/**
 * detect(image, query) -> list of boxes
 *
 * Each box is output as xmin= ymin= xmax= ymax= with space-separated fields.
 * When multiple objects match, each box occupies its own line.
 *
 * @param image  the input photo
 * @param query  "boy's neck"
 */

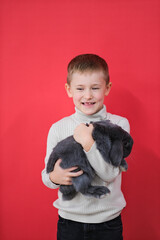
xmin=74 ymin=105 xmax=107 ymax=123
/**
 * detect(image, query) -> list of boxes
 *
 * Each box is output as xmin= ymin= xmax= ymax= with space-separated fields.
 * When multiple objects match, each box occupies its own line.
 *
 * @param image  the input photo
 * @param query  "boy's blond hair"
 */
xmin=67 ymin=54 xmax=110 ymax=85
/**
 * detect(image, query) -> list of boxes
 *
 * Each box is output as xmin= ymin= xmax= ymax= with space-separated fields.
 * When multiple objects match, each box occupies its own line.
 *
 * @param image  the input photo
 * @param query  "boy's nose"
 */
xmin=84 ymin=90 xmax=92 ymax=99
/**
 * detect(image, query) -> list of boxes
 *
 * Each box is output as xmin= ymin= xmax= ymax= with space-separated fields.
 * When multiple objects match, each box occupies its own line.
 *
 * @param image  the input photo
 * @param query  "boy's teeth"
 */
xmin=83 ymin=102 xmax=94 ymax=105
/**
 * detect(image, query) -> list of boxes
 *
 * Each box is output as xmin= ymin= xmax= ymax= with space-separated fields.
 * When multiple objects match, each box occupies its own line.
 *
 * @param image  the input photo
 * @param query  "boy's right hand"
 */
xmin=49 ymin=159 xmax=83 ymax=185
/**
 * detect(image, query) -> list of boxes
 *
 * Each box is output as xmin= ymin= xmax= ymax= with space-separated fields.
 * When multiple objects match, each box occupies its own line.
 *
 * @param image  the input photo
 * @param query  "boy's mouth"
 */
xmin=82 ymin=102 xmax=96 ymax=106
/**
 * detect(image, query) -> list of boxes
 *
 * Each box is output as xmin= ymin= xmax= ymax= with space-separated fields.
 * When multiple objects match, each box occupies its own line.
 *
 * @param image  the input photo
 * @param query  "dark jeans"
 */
xmin=57 ymin=215 xmax=123 ymax=240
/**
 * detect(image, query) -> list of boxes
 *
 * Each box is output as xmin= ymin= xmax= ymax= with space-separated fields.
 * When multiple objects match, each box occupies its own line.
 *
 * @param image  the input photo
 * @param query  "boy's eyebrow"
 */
xmin=75 ymin=83 xmax=101 ymax=87
xmin=92 ymin=83 xmax=101 ymax=86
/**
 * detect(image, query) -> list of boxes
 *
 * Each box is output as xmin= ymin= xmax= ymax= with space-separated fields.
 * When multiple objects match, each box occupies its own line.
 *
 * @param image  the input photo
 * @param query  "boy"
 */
xmin=42 ymin=54 xmax=130 ymax=240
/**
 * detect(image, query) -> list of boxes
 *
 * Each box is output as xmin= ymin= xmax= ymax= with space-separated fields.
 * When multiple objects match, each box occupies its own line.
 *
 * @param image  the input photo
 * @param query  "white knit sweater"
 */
xmin=41 ymin=105 xmax=130 ymax=223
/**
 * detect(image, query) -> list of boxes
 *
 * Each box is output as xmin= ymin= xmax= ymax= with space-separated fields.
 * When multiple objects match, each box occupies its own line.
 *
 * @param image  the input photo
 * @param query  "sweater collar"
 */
xmin=74 ymin=105 xmax=108 ymax=123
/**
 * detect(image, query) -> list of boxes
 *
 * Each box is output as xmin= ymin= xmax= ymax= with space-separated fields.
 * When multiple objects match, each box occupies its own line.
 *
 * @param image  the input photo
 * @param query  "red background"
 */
xmin=0 ymin=0 xmax=160 ymax=239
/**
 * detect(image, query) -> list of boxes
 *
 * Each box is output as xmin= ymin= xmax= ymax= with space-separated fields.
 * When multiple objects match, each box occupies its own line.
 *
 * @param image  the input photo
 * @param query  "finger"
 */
xmin=56 ymin=159 xmax=62 ymax=165
xmin=89 ymin=124 xmax=94 ymax=130
xmin=64 ymin=177 xmax=72 ymax=185
xmin=65 ymin=166 xmax=79 ymax=172
xmin=69 ymin=170 xmax=83 ymax=177
xmin=66 ymin=182 xmax=72 ymax=185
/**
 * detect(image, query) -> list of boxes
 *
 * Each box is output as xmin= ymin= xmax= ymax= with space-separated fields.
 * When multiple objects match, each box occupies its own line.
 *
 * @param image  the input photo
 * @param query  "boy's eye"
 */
xmin=77 ymin=88 xmax=84 ymax=91
xmin=92 ymin=88 xmax=99 ymax=90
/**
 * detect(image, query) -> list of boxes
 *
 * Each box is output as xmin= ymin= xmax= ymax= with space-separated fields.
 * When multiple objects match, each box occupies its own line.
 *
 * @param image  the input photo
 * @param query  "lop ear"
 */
xmin=105 ymin=82 xmax=112 ymax=96
xmin=110 ymin=140 xmax=123 ymax=167
xmin=65 ymin=83 xmax=73 ymax=98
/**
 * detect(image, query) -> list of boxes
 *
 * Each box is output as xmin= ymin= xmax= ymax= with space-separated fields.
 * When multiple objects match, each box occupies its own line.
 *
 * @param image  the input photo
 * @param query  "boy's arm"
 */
xmin=73 ymin=119 xmax=130 ymax=183
xmin=84 ymin=143 xmax=120 ymax=183
xmin=41 ymin=125 xmax=83 ymax=189
xmin=41 ymin=125 xmax=60 ymax=189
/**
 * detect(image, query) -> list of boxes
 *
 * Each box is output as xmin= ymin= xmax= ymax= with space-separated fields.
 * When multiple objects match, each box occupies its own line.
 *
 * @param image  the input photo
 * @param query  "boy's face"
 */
xmin=65 ymin=71 xmax=112 ymax=115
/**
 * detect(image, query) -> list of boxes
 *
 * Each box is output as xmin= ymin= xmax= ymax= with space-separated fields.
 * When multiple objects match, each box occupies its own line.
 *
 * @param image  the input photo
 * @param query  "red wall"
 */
xmin=0 ymin=0 xmax=160 ymax=239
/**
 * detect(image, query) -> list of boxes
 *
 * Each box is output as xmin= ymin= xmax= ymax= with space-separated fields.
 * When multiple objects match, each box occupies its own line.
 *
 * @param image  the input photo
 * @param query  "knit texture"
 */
xmin=41 ymin=105 xmax=130 ymax=223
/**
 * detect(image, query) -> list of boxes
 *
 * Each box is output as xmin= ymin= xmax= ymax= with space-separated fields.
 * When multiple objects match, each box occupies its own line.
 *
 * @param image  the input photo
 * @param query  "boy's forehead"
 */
xmin=71 ymin=70 xmax=105 ymax=79
xmin=70 ymin=71 xmax=106 ymax=86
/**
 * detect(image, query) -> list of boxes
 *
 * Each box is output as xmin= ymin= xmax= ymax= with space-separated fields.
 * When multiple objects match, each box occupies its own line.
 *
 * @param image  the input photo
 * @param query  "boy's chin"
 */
xmin=79 ymin=104 xmax=102 ymax=115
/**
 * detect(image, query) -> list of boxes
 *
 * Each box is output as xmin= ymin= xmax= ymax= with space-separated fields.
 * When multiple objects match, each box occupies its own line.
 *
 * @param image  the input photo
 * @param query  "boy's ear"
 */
xmin=65 ymin=83 xmax=73 ymax=98
xmin=105 ymin=82 xmax=112 ymax=96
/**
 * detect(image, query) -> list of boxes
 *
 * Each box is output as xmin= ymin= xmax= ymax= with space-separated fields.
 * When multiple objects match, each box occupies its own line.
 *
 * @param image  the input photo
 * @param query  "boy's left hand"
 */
xmin=73 ymin=123 xmax=94 ymax=152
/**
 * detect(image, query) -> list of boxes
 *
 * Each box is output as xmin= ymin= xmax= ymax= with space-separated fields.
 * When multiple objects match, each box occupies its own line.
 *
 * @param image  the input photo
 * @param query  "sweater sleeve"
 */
xmin=85 ymin=143 xmax=120 ymax=182
xmin=84 ymin=117 xmax=130 ymax=183
xmin=41 ymin=125 xmax=60 ymax=189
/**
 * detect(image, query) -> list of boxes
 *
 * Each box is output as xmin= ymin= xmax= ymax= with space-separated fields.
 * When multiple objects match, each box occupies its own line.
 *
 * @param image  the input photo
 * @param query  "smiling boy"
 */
xmin=42 ymin=54 xmax=130 ymax=240
xmin=65 ymin=71 xmax=111 ymax=116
